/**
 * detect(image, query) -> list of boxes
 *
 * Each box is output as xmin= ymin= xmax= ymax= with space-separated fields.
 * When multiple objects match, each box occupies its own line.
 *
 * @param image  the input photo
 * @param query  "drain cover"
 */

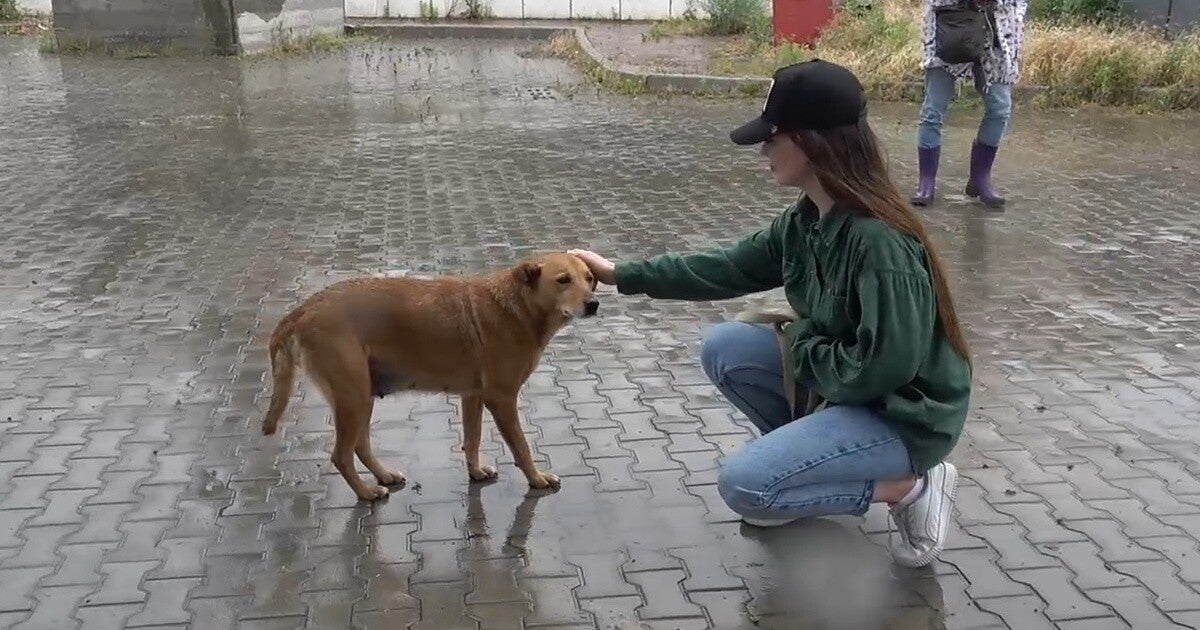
xmin=525 ymin=86 xmax=559 ymax=100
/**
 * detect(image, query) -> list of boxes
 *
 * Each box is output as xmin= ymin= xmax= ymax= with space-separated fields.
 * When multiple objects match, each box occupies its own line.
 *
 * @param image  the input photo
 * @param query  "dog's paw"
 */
xmin=528 ymin=470 xmax=561 ymax=491
xmin=469 ymin=465 xmax=499 ymax=482
xmin=374 ymin=469 xmax=406 ymax=486
xmin=357 ymin=484 xmax=390 ymax=501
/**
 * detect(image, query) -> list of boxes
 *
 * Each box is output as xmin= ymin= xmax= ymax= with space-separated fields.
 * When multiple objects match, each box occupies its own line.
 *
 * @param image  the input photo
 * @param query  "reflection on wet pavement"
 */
xmin=1 ymin=34 xmax=1199 ymax=629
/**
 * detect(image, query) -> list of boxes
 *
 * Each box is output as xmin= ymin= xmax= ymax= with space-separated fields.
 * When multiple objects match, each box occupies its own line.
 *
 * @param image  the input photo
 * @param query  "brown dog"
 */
xmin=262 ymin=253 xmax=599 ymax=501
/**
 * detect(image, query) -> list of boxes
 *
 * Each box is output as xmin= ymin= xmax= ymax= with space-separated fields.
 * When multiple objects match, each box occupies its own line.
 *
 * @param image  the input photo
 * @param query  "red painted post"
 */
xmin=772 ymin=0 xmax=836 ymax=45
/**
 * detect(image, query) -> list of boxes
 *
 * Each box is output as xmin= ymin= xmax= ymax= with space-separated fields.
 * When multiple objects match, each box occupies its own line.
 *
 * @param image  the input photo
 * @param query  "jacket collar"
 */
xmin=797 ymin=195 xmax=852 ymax=243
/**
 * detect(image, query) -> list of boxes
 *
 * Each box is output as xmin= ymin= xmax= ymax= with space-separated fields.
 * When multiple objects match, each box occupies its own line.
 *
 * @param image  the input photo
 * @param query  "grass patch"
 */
xmin=418 ymin=0 xmax=494 ymax=19
xmin=1 ymin=10 xmax=50 ymax=36
xmin=273 ymin=30 xmax=352 ymax=54
xmin=1023 ymin=24 xmax=1200 ymax=109
xmin=705 ymin=0 xmax=1200 ymax=110
xmin=263 ymin=29 xmax=355 ymax=56
xmin=701 ymin=0 xmax=769 ymax=36
xmin=1028 ymin=0 xmax=1129 ymax=24
xmin=36 ymin=31 xmax=55 ymax=51
xmin=541 ymin=33 xmax=648 ymax=96
xmin=645 ymin=0 xmax=771 ymax=42
xmin=36 ymin=27 xmax=359 ymax=58
xmin=35 ymin=34 xmax=196 ymax=57
xmin=710 ymin=0 xmax=920 ymax=99
xmin=0 ymin=0 xmax=20 ymax=23
xmin=644 ymin=17 xmax=711 ymax=42
xmin=737 ymin=80 xmax=766 ymax=98
xmin=452 ymin=0 xmax=494 ymax=19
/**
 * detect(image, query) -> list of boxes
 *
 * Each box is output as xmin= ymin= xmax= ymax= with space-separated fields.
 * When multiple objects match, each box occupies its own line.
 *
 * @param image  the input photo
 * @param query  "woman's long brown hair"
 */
xmin=790 ymin=120 xmax=971 ymax=367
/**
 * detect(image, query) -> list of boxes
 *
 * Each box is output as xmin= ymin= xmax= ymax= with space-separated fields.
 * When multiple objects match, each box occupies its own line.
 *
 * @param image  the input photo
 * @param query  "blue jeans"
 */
xmin=702 ymin=322 xmax=915 ymax=520
xmin=917 ymin=66 xmax=1013 ymax=150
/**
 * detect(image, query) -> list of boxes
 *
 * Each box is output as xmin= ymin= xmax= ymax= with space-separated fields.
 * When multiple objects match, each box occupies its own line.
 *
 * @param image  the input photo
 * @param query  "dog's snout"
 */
xmin=584 ymin=299 xmax=600 ymax=317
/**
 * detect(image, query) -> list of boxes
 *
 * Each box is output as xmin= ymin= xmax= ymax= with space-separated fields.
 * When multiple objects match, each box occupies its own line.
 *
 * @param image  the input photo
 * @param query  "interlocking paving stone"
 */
xmin=974 ymin=594 xmax=1057 ymax=630
xmin=74 ymin=604 xmax=145 ymax=629
xmin=1106 ymin=559 xmax=1200 ymax=613
xmin=0 ymin=566 xmax=50 ymax=614
xmin=937 ymin=571 xmax=1008 ymax=629
xmin=1007 ymin=567 xmax=1115 ymax=621
xmin=1061 ymin=520 xmax=1162 ymax=564
xmin=86 ymin=561 xmax=157 ymax=607
xmin=623 ymin=569 xmax=704 ymax=621
xmin=43 ymin=542 xmax=112 ymax=588
xmin=1084 ymin=586 xmax=1192 ymax=629
xmin=1038 ymin=541 xmax=1137 ymax=592
xmin=578 ymin=595 xmax=645 ymax=630
xmin=125 ymin=577 xmax=202 ymax=627
xmin=1054 ymin=617 xmax=1131 ymax=630
xmin=1 ymin=32 xmax=1199 ymax=630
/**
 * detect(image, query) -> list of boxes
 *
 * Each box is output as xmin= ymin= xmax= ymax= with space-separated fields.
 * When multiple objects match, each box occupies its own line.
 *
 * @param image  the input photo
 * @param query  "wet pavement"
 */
xmin=2 ymin=34 xmax=1200 ymax=630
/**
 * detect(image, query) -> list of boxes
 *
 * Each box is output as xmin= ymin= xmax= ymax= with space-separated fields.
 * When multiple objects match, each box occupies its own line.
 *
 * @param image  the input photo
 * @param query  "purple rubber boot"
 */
xmin=965 ymin=141 xmax=1006 ymax=209
xmin=910 ymin=146 xmax=940 ymax=207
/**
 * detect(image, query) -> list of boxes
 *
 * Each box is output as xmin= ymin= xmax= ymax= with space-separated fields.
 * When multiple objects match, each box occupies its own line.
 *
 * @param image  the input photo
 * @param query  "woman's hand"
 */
xmin=568 ymin=249 xmax=617 ymax=286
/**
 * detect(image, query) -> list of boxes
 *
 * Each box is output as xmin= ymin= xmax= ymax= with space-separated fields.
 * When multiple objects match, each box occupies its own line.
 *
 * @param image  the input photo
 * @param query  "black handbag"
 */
xmin=934 ymin=0 xmax=995 ymax=65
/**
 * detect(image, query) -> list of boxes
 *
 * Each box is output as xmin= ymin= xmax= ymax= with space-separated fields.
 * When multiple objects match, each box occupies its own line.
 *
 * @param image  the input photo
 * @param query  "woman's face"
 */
xmin=761 ymin=132 xmax=813 ymax=187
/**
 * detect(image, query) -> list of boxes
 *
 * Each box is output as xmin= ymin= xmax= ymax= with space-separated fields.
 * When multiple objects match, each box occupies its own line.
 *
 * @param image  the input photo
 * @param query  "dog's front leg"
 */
xmin=462 ymin=395 xmax=499 ymax=481
xmin=485 ymin=396 xmax=560 ymax=490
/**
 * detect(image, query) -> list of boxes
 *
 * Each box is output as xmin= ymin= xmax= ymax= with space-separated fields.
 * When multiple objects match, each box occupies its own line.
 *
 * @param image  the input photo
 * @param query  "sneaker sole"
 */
xmin=742 ymin=516 xmax=797 ymax=528
xmin=901 ymin=464 xmax=959 ymax=568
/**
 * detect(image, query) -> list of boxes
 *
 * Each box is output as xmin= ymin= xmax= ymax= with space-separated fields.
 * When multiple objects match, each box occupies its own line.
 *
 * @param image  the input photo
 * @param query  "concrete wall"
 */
xmin=345 ymin=0 xmax=702 ymax=20
xmin=50 ymin=0 xmax=237 ymax=53
xmin=234 ymin=0 xmax=343 ymax=53
xmin=16 ymin=0 xmax=52 ymax=14
xmin=48 ymin=0 xmax=342 ymax=54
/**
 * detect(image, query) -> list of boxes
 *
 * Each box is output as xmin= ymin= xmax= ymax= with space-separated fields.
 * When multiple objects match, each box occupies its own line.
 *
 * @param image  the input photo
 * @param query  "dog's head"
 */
xmin=512 ymin=253 xmax=599 ymax=321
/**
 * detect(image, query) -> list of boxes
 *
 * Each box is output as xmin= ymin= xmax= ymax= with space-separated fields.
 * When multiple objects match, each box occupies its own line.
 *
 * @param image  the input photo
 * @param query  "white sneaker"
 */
xmin=888 ymin=462 xmax=958 ymax=568
xmin=741 ymin=516 xmax=796 ymax=527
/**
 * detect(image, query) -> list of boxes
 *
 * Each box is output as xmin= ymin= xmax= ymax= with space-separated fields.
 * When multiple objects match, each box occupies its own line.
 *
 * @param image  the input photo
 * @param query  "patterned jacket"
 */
xmin=922 ymin=0 xmax=1029 ymax=87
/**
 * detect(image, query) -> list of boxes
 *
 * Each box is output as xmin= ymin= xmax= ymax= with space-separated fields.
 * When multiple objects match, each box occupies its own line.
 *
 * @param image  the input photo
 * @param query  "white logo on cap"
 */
xmin=762 ymin=79 xmax=775 ymax=113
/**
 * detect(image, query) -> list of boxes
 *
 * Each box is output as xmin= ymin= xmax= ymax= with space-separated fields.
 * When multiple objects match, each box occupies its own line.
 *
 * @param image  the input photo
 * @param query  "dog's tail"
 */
xmin=263 ymin=311 xmax=302 ymax=436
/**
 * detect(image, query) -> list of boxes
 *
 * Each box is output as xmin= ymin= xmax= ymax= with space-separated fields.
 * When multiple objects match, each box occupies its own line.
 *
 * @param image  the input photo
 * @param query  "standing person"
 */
xmin=911 ymin=0 xmax=1028 ymax=209
xmin=570 ymin=60 xmax=972 ymax=567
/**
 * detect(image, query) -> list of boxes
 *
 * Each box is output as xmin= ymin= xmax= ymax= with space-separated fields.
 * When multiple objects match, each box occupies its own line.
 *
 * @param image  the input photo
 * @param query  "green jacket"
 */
xmin=613 ymin=199 xmax=970 ymax=474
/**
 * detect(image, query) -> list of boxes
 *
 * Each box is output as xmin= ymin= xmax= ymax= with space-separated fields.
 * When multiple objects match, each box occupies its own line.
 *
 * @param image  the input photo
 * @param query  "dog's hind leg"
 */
xmin=355 ymin=408 xmax=406 ymax=487
xmin=330 ymin=395 xmax=389 ymax=501
xmin=462 ymin=395 xmax=498 ymax=482
xmin=305 ymin=336 xmax=390 ymax=501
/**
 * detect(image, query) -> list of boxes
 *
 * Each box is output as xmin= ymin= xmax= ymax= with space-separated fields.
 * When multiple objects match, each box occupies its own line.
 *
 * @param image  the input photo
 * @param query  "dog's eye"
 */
xmin=556 ymin=275 xmax=571 ymax=284
xmin=585 ymin=274 xmax=594 ymax=284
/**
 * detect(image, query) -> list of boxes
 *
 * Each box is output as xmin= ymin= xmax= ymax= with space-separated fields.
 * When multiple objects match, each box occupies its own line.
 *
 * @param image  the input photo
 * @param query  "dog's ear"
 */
xmin=513 ymin=262 xmax=542 ymax=287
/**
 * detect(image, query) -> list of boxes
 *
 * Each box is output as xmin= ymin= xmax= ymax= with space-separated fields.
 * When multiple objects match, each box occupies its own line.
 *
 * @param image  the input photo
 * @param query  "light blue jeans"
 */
xmin=703 ymin=322 xmax=915 ymax=521
xmin=917 ymin=66 xmax=1013 ymax=150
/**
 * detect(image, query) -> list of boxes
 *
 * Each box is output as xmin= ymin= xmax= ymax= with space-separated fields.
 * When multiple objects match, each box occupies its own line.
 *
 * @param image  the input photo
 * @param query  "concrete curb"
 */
xmin=569 ymin=24 xmax=770 ymax=95
xmin=343 ymin=20 xmax=1199 ymax=107
xmin=344 ymin=19 xmax=770 ymax=96
xmin=342 ymin=21 xmax=1036 ymax=100
xmin=346 ymin=20 xmax=571 ymax=41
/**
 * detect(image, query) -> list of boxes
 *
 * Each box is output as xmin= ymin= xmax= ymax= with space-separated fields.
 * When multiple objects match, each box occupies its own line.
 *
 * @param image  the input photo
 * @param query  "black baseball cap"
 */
xmin=730 ymin=59 xmax=868 ymax=145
